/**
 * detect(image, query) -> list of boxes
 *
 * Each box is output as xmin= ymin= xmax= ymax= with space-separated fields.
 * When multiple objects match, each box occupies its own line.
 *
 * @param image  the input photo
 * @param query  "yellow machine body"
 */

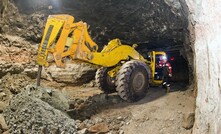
xmin=37 ymin=15 xmax=145 ymax=67
xmin=36 ymin=14 xmax=166 ymax=86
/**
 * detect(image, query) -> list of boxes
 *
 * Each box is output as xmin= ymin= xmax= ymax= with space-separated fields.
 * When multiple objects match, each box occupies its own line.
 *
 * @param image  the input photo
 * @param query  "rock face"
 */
xmin=0 ymin=34 xmax=37 ymax=78
xmin=0 ymin=0 xmax=46 ymax=42
xmin=13 ymin=0 xmax=188 ymax=49
xmin=185 ymin=0 xmax=221 ymax=133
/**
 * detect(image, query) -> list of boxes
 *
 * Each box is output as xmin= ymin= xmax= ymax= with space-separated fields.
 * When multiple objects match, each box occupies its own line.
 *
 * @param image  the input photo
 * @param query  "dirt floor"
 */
xmin=0 ymin=68 xmax=195 ymax=134
xmin=0 ymin=58 xmax=195 ymax=134
xmin=52 ymin=82 xmax=195 ymax=134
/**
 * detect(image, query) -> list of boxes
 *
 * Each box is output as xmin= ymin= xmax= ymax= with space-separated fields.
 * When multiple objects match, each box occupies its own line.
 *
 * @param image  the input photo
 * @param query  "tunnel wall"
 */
xmin=13 ymin=0 xmax=188 ymax=48
xmin=185 ymin=0 xmax=221 ymax=133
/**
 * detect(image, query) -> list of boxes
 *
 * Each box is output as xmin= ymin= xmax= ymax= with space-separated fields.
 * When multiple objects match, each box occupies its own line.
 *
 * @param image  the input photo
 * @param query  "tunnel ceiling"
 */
xmin=13 ymin=0 xmax=188 ymax=49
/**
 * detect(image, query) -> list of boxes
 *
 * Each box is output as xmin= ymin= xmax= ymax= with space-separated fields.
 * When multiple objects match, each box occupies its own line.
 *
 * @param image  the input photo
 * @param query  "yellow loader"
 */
xmin=36 ymin=14 xmax=167 ymax=102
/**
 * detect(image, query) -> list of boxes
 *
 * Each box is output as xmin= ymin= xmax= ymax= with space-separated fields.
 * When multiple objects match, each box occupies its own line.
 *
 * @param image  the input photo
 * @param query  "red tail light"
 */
xmin=170 ymin=57 xmax=175 ymax=61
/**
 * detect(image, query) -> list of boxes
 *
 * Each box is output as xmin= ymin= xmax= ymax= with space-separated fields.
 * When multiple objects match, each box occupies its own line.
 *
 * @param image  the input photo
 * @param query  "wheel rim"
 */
xmin=132 ymin=72 xmax=145 ymax=92
xmin=106 ymin=75 xmax=115 ymax=87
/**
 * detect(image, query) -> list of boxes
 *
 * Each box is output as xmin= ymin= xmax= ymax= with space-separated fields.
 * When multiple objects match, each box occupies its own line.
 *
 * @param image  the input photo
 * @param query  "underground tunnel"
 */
xmin=1 ymin=0 xmax=221 ymax=133
xmin=13 ymin=0 xmax=193 ymax=86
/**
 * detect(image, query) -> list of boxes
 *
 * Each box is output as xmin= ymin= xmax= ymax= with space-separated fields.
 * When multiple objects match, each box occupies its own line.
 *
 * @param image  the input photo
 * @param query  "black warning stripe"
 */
xmin=40 ymin=25 xmax=54 ymax=56
xmin=85 ymin=42 xmax=93 ymax=51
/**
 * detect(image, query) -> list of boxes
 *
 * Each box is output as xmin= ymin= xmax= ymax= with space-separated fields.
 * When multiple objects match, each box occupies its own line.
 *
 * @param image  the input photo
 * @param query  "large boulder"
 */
xmin=42 ymin=63 xmax=96 ymax=85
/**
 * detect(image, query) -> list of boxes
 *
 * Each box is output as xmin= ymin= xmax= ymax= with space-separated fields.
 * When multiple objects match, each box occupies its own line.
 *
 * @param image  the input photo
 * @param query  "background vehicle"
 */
xmin=36 ymin=14 xmax=167 ymax=102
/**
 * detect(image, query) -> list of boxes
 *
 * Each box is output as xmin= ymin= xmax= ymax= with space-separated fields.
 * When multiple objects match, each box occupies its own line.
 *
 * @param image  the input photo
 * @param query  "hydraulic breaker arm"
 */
xmin=36 ymin=14 xmax=145 ymax=86
xmin=36 ymin=14 xmax=98 ymax=68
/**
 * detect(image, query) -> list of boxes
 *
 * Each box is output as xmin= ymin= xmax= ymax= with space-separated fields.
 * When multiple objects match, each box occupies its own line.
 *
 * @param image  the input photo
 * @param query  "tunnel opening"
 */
xmin=166 ymin=51 xmax=189 ymax=83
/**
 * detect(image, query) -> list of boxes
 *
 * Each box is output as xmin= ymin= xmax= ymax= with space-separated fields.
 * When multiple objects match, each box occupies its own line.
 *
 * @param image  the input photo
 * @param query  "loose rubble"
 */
xmin=3 ymin=85 xmax=76 ymax=134
xmin=3 ymin=84 xmax=129 ymax=134
xmin=1 ymin=74 xmax=32 ymax=94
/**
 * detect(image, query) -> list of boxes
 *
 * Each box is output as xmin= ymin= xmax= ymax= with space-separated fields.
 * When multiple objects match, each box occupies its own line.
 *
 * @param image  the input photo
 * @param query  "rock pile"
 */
xmin=2 ymin=84 xmax=128 ymax=134
xmin=3 ymin=84 xmax=77 ymax=134
xmin=1 ymin=74 xmax=32 ymax=94
xmin=0 ymin=73 xmax=33 ymax=110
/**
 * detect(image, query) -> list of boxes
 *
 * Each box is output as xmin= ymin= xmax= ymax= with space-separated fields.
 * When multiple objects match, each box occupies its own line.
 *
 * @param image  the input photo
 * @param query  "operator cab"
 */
xmin=154 ymin=54 xmax=164 ymax=80
xmin=144 ymin=51 xmax=167 ymax=85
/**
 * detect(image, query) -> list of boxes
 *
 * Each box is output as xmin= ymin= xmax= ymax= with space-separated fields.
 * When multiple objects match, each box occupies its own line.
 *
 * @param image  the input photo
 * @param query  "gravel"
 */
xmin=3 ymin=84 xmax=77 ymax=134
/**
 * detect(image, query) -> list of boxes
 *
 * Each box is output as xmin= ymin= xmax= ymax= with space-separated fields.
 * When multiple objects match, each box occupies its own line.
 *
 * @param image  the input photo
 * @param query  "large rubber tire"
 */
xmin=116 ymin=60 xmax=149 ymax=102
xmin=95 ymin=67 xmax=116 ymax=94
